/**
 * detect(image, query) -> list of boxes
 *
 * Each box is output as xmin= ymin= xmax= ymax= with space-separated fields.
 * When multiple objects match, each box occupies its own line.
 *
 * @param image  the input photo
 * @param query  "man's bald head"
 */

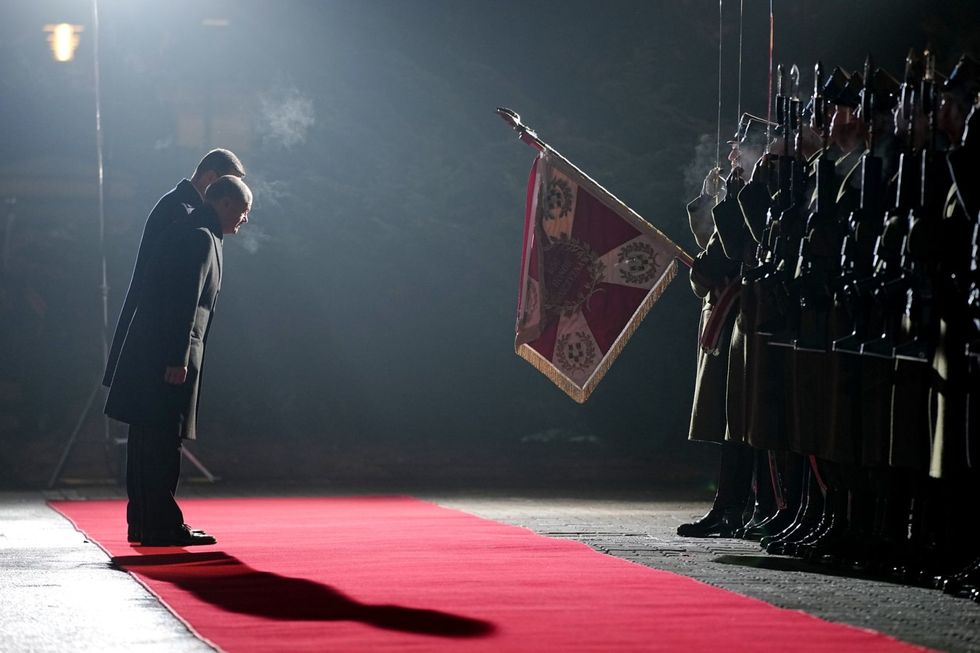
xmin=206 ymin=176 xmax=253 ymax=235
xmin=205 ymin=175 xmax=252 ymax=205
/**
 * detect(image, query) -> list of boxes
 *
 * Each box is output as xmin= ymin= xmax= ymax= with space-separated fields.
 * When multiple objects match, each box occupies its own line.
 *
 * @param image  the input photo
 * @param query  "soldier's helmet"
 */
xmin=868 ymin=68 xmax=901 ymax=113
xmin=728 ymin=113 xmax=775 ymax=149
xmin=822 ymin=66 xmax=850 ymax=106
xmin=835 ymin=71 xmax=863 ymax=109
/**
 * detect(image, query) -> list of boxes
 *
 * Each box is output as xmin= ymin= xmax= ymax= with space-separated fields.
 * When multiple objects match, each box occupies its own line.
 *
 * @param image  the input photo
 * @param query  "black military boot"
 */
xmin=817 ymin=471 xmax=877 ymax=569
xmin=791 ymin=459 xmax=850 ymax=559
xmin=737 ymin=450 xmax=778 ymax=538
xmin=765 ymin=464 xmax=823 ymax=554
xmin=748 ymin=452 xmax=806 ymax=541
xmin=676 ymin=506 xmax=745 ymax=538
xmin=890 ymin=475 xmax=942 ymax=585
xmin=792 ymin=487 xmax=847 ymax=559
xmin=677 ymin=441 xmax=753 ymax=538
xmin=939 ymin=479 xmax=980 ymax=595
xmin=863 ymin=467 xmax=914 ymax=573
xmin=932 ymin=475 xmax=980 ymax=592
xmin=793 ymin=459 xmax=850 ymax=559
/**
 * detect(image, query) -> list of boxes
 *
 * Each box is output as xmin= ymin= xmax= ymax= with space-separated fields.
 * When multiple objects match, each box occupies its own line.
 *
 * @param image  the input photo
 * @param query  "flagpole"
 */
xmin=496 ymin=108 xmax=693 ymax=268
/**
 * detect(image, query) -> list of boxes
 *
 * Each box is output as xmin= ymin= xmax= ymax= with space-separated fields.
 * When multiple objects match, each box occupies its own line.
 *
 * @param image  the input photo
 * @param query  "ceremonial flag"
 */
xmin=515 ymin=150 xmax=692 ymax=403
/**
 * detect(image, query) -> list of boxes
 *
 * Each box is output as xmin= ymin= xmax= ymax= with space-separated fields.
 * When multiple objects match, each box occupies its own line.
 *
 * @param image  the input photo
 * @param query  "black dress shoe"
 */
xmin=130 ymin=524 xmax=207 ymax=544
xmin=677 ymin=507 xmax=742 ymax=538
xmin=141 ymin=524 xmax=216 ymax=547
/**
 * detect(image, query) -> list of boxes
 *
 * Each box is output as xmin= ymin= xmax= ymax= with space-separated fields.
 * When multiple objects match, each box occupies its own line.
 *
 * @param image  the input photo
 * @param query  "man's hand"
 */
xmin=701 ymin=166 xmax=724 ymax=199
xmin=164 ymin=366 xmax=188 ymax=385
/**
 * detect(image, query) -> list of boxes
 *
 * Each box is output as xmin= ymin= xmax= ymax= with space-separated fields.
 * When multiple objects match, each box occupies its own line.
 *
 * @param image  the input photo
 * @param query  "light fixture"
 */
xmin=44 ymin=23 xmax=84 ymax=62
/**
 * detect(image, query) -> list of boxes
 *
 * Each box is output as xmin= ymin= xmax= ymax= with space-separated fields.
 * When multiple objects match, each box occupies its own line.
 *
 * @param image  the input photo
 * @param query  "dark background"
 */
xmin=1 ymin=0 xmax=977 ymax=489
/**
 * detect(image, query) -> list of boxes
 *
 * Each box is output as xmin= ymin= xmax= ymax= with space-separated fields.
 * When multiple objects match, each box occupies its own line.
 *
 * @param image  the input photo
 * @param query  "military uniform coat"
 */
xmin=785 ymin=150 xmax=863 ymax=464
xmin=733 ymin=174 xmax=789 ymax=451
xmin=105 ymin=205 xmax=223 ymax=441
xmin=713 ymin=188 xmax=752 ymax=445
xmin=688 ymin=232 xmax=740 ymax=444
xmin=930 ymin=183 xmax=976 ymax=478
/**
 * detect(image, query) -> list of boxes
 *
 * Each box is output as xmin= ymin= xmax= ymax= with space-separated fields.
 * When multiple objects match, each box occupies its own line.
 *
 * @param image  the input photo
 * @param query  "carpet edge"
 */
xmin=46 ymin=500 xmax=225 ymax=653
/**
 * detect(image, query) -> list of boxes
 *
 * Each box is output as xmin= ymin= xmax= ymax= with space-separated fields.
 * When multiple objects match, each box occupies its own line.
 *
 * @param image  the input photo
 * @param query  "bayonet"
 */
xmin=811 ymin=61 xmax=826 ymax=146
xmin=861 ymin=55 xmax=875 ymax=147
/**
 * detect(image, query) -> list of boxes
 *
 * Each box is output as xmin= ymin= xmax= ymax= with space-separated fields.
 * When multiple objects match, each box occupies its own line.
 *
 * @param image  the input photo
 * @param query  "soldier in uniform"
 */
xmin=879 ymin=53 xmax=934 ymax=573
xmin=928 ymin=56 xmax=980 ymax=593
xmin=722 ymin=115 xmax=794 ymax=540
xmin=931 ymin=55 xmax=980 ymax=482
xmin=763 ymin=70 xmax=846 ymax=553
xmin=763 ymin=70 xmax=866 ymax=557
xmin=678 ymin=149 xmax=752 ymax=538
xmin=825 ymin=66 xmax=902 ymax=568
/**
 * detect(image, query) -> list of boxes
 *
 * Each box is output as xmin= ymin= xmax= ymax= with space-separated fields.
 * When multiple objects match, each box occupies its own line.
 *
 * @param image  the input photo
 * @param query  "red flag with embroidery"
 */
xmin=516 ymin=151 xmax=692 ymax=403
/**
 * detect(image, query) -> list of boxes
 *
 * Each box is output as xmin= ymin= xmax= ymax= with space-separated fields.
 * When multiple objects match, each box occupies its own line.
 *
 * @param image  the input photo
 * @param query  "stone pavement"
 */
xmin=0 ymin=492 xmax=212 ymax=653
xmin=1 ymin=488 xmax=977 ymax=652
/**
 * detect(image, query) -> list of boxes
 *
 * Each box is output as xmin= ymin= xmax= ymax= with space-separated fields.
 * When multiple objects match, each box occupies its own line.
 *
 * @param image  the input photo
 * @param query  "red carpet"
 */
xmin=51 ymin=497 xmax=925 ymax=652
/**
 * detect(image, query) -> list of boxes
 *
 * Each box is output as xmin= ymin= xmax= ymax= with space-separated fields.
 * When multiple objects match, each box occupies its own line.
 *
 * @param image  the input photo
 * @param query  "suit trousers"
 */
xmin=126 ymin=423 xmax=184 ymax=534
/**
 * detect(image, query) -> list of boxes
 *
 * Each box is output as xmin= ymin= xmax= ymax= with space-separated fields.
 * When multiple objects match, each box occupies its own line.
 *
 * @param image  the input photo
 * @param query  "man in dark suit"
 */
xmin=105 ymin=176 xmax=252 ymax=547
xmin=103 ymin=149 xmax=243 ymax=544
xmin=103 ymin=149 xmax=245 ymax=388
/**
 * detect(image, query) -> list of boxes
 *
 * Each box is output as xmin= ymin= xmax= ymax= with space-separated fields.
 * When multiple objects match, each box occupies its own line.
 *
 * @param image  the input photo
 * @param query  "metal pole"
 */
xmin=48 ymin=0 xmax=113 ymax=488
xmin=92 ymin=0 xmax=112 ymax=445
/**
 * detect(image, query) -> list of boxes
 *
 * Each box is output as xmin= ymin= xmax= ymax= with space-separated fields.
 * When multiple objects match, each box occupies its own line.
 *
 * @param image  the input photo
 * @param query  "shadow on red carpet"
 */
xmin=110 ymin=551 xmax=495 ymax=637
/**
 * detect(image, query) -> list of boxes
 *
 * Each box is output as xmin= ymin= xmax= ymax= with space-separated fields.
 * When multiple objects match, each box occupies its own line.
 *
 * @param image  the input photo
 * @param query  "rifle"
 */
xmin=834 ymin=56 xmax=885 ymax=355
xmin=751 ymin=64 xmax=795 ymax=336
xmin=770 ymin=64 xmax=814 ymax=348
xmin=862 ymin=50 xmax=923 ymax=357
xmin=894 ymin=51 xmax=947 ymax=362
xmin=795 ymin=62 xmax=838 ymax=352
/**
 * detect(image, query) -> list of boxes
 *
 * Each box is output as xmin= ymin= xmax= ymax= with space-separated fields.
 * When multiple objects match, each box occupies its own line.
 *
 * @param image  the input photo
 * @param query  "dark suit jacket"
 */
xmin=104 ymin=205 xmax=223 ymax=440
xmin=103 ymin=179 xmax=203 ymax=387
